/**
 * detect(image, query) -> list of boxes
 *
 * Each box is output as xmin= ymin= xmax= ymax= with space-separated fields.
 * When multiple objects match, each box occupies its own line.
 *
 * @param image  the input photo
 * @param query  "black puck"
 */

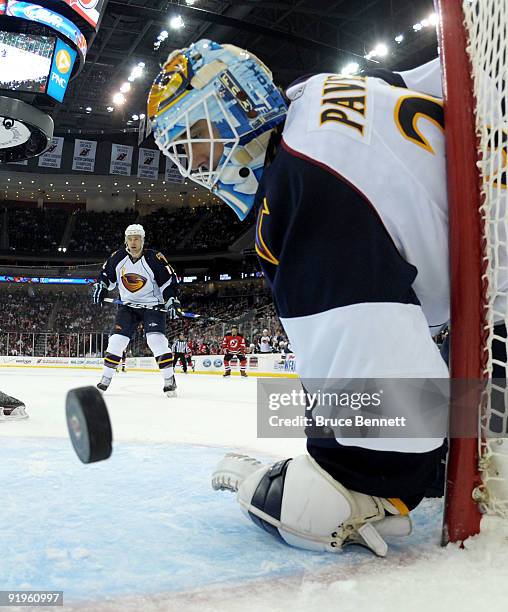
xmin=66 ymin=386 xmax=113 ymax=464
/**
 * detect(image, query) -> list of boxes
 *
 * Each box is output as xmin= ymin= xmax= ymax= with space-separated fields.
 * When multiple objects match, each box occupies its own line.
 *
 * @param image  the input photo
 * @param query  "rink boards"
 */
xmin=0 ymin=353 xmax=298 ymax=377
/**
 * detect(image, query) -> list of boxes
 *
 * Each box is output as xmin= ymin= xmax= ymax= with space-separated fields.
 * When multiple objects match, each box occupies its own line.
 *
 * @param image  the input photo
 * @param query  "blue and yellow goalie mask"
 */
xmin=148 ymin=39 xmax=287 ymax=220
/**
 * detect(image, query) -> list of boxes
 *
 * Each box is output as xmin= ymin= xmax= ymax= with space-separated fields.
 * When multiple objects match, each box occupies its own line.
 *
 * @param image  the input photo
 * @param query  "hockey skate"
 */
xmin=223 ymin=370 xmax=231 ymax=377
xmin=164 ymin=376 xmax=177 ymax=397
xmin=97 ymin=376 xmax=111 ymax=392
xmin=212 ymin=453 xmax=263 ymax=492
xmin=0 ymin=391 xmax=28 ymax=421
xmin=240 ymin=370 xmax=248 ymax=377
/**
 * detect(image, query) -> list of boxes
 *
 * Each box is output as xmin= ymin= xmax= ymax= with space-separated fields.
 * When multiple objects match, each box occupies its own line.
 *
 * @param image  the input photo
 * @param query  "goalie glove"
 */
xmin=164 ymin=296 xmax=183 ymax=319
xmin=92 ymin=281 xmax=108 ymax=305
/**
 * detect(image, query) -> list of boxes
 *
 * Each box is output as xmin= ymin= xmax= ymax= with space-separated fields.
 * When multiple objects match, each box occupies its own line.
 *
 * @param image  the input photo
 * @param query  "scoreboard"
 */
xmin=60 ymin=0 xmax=105 ymax=29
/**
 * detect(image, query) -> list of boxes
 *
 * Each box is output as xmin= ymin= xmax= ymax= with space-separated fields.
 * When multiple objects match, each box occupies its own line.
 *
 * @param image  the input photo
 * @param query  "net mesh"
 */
xmin=462 ymin=0 xmax=508 ymax=517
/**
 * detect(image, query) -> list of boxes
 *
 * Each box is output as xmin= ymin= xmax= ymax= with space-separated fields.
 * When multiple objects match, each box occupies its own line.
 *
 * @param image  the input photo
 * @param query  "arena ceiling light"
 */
xmin=128 ymin=62 xmax=145 ymax=82
xmin=170 ymin=15 xmax=184 ymax=29
xmin=373 ymin=43 xmax=388 ymax=57
xmin=120 ymin=82 xmax=131 ymax=94
xmin=154 ymin=30 xmax=169 ymax=50
xmin=341 ymin=62 xmax=359 ymax=76
xmin=112 ymin=92 xmax=125 ymax=105
xmin=185 ymin=0 xmax=196 ymax=5
xmin=364 ymin=43 xmax=388 ymax=61
xmin=394 ymin=34 xmax=404 ymax=43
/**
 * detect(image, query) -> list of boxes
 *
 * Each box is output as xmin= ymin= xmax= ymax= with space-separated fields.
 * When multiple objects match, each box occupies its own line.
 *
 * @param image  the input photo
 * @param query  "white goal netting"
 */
xmin=462 ymin=0 xmax=508 ymax=517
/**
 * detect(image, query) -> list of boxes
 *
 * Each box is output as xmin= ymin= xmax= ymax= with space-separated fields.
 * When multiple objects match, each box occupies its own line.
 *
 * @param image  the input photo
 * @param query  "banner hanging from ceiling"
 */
xmin=137 ymin=147 xmax=160 ymax=180
xmin=110 ymin=143 xmax=133 ymax=176
xmin=165 ymin=156 xmax=184 ymax=184
xmin=72 ymin=138 xmax=97 ymax=172
xmin=38 ymin=136 xmax=65 ymax=168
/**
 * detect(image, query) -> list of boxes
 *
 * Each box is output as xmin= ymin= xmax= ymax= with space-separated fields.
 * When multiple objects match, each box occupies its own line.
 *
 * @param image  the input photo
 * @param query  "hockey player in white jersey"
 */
xmin=92 ymin=224 xmax=182 ymax=397
xmin=148 ymin=41 xmax=450 ymax=555
xmin=258 ymin=329 xmax=273 ymax=354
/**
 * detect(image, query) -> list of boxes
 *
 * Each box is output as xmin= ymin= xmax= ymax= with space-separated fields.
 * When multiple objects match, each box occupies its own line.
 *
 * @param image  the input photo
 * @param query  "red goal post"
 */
xmin=437 ymin=0 xmax=508 ymax=543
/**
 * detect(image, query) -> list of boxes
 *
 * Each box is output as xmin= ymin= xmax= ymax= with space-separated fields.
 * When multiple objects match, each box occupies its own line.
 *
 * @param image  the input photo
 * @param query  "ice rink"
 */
xmin=1 ymin=367 xmax=507 ymax=612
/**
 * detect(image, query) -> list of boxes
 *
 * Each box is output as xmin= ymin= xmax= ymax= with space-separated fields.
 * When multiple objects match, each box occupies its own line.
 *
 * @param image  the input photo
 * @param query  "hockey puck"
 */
xmin=66 ymin=386 xmax=113 ymax=464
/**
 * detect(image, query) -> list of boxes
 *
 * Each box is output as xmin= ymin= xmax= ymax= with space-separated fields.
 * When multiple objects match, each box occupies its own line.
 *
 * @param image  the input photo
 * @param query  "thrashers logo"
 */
xmin=121 ymin=272 xmax=147 ymax=293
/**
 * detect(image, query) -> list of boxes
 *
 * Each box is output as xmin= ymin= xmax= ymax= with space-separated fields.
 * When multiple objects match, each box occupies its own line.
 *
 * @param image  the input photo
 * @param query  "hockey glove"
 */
xmin=92 ymin=281 xmax=108 ymax=305
xmin=164 ymin=296 xmax=183 ymax=319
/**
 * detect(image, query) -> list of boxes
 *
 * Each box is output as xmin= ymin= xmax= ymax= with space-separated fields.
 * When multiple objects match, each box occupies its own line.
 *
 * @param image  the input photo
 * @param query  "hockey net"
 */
xmin=438 ymin=0 xmax=508 ymax=542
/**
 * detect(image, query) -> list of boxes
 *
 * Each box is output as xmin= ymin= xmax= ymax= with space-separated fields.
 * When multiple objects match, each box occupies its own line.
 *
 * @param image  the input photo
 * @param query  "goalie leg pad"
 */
xmin=244 ymin=459 xmax=291 ymax=543
xmin=238 ymin=454 xmax=353 ymax=551
xmin=238 ymin=454 xmax=411 ymax=556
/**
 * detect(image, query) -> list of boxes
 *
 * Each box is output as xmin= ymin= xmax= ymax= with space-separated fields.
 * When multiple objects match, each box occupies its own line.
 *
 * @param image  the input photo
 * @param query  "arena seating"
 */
xmin=3 ymin=203 xmax=251 ymax=255
xmin=0 ymin=282 xmax=287 ymax=357
xmin=7 ymin=208 xmax=69 ymax=252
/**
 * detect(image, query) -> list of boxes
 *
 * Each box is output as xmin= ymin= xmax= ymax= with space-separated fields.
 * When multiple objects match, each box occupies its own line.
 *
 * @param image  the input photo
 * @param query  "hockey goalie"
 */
xmin=148 ymin=40 xmax=451 ymax=557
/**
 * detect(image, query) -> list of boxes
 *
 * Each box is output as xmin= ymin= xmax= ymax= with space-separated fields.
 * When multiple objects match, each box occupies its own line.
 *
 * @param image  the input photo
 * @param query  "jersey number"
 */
xmin=394 ymin=94 xmax=444 ymax=154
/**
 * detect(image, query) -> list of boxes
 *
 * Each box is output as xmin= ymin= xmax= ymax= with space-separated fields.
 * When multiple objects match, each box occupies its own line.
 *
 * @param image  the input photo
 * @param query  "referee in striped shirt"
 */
xmin=172 ymin=333 xmax=189 ymax=373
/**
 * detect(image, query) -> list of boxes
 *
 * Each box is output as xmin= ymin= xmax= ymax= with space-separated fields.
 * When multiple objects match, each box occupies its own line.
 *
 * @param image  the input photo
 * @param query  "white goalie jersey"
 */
xmin=283 ymin=70 xmax=449 ymax=331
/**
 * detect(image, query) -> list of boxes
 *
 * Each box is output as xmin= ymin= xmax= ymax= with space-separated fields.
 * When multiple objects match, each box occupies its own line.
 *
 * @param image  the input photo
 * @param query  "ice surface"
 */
xmin=0 ymin=368 xmax=507 ymax=612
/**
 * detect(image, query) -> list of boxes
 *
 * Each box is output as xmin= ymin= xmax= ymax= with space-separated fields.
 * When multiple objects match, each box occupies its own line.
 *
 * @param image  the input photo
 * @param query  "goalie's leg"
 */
xmin=212 ymin=453 xmax=411 ymax=556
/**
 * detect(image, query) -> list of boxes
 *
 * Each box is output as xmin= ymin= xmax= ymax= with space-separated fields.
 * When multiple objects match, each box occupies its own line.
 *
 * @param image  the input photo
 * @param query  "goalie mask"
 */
xmin=148 ymin=39 xmax=288 ymax=220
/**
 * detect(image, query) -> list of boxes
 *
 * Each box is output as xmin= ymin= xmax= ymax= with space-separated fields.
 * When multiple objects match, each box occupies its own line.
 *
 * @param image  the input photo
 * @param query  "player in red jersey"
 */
xmin=222 ymin=325 xmax=247 ymax=377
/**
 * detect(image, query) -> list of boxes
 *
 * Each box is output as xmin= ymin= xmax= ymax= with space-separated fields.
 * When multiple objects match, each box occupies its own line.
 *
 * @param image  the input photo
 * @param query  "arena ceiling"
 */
xmin=0 ymin=0 xmax=438 ymax=203
xmin=0 ymin=170 xmax=221 ymax=205
xmin=54 ymin=0 xmax=438 ymax=134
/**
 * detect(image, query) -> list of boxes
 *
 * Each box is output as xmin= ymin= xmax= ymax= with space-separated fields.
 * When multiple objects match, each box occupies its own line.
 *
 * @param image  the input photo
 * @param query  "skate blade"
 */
xmin=165 ymin=390 xmax=177 ymax=398
xmin=0 ymin=409 xmax=29 ymax=421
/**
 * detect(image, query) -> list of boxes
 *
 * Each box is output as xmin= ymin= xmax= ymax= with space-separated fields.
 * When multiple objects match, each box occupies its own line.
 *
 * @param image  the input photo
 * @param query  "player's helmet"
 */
xmin=125 ymin=224 xmax=145 ymax=239
xmin=148 ymin=39 xmax=288 ymax=220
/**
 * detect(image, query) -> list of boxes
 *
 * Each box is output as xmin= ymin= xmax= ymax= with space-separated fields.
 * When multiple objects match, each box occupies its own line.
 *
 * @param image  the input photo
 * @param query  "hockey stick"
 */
xmin=103 ymin=298 xmax=221 ymax=321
